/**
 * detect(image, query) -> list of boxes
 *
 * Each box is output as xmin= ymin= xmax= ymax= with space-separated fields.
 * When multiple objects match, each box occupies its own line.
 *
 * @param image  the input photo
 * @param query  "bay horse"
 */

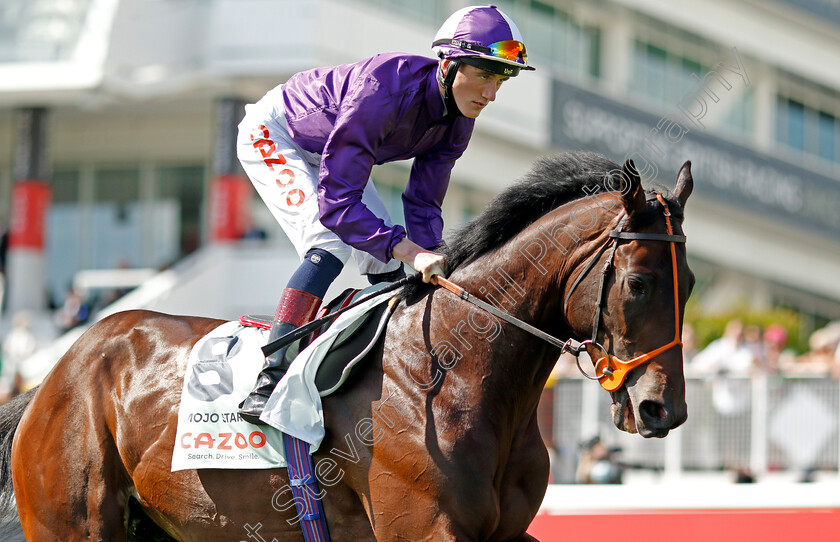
xmin=0 ymin=152 xmax=693 ymax=541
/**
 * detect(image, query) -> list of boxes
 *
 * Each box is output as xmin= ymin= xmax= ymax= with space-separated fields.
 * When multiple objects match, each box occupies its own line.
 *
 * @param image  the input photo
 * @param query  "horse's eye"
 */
xmin=628 ymin=277 xmax=647 ymax=295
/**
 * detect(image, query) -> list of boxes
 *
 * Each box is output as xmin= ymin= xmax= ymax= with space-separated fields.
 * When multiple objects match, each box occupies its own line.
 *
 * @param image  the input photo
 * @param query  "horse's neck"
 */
xmin=439 ymin=198 xmax=621 ymax=405
xmin=449 ymin=197 xmax=620 ymax=333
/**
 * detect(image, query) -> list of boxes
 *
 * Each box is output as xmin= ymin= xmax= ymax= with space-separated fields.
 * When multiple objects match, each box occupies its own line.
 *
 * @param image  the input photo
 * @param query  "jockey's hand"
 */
xmin=392 ymin=238 xmax=447 ymax=283
xmin=413 ymin=251 xmax=447 ymax=283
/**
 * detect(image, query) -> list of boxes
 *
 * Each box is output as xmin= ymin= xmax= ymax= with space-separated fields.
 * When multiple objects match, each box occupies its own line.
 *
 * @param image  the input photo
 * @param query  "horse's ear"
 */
xmin=621 ymin=159 xmax=645 ymax=214
xmin=674 ymin=160 xmax=693 ymax=208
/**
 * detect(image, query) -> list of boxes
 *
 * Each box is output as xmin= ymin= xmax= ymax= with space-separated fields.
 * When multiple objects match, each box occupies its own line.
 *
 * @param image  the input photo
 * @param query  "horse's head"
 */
xmin=565 ymin=160 xmax=694 ymax=438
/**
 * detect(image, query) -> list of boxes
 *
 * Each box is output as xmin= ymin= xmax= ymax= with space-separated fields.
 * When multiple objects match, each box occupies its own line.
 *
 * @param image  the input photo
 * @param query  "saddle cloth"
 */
xmin=170 ymin=284 xmax=400 ymax=472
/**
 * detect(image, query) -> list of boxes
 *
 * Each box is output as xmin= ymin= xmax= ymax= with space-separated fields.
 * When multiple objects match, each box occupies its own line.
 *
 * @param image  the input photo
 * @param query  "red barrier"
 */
xmin=528 ymin=508 xmax=840 ymax=542
xmin=210 ymin=174 xmax=251 ymax=241
xmin=9 ymin=180 xmax=51 ymax=249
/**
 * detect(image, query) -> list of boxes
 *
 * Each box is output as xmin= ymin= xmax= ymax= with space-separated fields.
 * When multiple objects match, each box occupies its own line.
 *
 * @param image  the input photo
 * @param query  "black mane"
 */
xmin=400 ymin=151 xmax=681 ymax=301
xmin=446 ymin=151 xmax=621 ymax=269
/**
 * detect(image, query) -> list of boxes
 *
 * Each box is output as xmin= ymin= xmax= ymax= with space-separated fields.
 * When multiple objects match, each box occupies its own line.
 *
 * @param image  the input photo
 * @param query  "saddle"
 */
xmin=239 ymin=288 xmax=392 ymax=393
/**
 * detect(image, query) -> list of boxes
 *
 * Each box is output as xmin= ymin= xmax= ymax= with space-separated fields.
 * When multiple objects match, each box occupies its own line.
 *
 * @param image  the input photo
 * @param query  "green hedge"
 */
xmin=684 ymin=300 xmax=807 ymax=354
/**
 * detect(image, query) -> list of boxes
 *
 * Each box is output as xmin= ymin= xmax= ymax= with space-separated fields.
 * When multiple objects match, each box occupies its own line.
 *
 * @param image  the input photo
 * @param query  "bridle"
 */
xmin=432 ymin=192 xmax=686 ymax=392
xmin=562 ymin=193 xmax=685 ymax=391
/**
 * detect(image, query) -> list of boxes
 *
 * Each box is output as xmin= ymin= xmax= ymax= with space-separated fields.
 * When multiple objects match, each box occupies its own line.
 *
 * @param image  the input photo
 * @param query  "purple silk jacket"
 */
xmin=282 ymin=52 xmax=475 ymax=263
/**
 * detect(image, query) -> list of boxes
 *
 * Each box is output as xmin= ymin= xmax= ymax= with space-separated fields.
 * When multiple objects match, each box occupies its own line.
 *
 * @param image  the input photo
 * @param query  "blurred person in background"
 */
xmin=742 ymin=324 xmax=764 ymax=363
xmin=0 ymin=311 xmax=37 ymax=404
xmin=785 ymin=323 xmax=840 ymax=376
xmin=688 ymin=319 xmax=757 ymax=377
xmin=759 ymin=323 xmax=795 ymax=374
xmin=688 ymin=319 xmax=756 ymax=416
xmin=55 ymin=285 xmax=91 ymax=332
xmin=576 ymin=436 xmax=623 ymax=484
xmin=235 ymin=5 xmax=535 ymax=424
xmin=681 ymin=323 xmax=698 ymax=364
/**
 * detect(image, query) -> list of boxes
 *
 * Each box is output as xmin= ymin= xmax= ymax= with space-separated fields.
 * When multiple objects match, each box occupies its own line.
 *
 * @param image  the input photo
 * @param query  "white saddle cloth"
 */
xmin=170 ymin=285 xmax=399 ymax=471
xmin=171 ymin=321 xmax=286 ymax=471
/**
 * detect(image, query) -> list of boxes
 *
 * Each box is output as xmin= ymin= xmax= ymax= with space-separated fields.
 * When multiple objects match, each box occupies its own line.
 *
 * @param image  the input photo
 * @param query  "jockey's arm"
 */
xmin=391 ymin=238 xmax=446 ymax=283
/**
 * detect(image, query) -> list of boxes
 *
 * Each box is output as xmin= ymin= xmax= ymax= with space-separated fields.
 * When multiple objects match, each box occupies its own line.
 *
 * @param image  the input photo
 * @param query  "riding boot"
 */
xmin=239 ymin=288 xmax=322 ymax=425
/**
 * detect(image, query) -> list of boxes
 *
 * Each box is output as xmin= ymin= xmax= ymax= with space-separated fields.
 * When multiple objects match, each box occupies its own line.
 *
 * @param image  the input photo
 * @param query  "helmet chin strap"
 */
xmin=437 ymin=59 xmax=464 ymax=118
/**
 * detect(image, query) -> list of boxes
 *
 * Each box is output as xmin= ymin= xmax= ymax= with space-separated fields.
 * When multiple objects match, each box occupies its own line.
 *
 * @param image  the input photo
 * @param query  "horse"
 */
xmin=0 ymin=151 xmax=694 ymax=541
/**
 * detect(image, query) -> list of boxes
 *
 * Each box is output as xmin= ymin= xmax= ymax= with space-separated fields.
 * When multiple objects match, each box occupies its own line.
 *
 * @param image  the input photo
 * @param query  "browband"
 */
xmin=610 ymin=231 xmax=686 ymax=243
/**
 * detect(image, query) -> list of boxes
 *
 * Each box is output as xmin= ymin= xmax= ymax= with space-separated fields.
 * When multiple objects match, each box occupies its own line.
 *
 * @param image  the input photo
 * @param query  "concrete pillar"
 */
xmin=6 ymin=107 xmax=51 ymax=316
xmin=209 ymin=97 xmax=251 ymax=242
xmin=598 ymin=10 xmax=633 ymax=97
xmin=751 ymin=63 xmax=776 ymax=153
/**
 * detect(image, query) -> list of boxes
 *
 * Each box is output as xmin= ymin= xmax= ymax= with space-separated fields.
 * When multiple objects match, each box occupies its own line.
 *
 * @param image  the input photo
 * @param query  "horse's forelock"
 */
xmin=630 ymin=186 xmax=685 ymax=230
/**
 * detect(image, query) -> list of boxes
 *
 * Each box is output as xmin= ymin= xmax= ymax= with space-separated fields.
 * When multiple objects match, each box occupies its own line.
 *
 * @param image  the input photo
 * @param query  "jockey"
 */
xmin=236 ymin=4 xmax=535 ymax=425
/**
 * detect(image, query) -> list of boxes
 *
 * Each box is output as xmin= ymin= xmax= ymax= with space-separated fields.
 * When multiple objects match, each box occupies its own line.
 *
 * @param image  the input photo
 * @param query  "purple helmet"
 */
xmin=432 ymin=4 xmax=535 ymax=77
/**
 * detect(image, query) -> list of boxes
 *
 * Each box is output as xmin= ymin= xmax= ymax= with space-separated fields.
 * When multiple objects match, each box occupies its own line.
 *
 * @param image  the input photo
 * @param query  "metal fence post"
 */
xmin=750 ymin=374 xmax=768 ymax=476
xmin=664 ymin=422 xmax=683 ymax=481
xmin=581 ymin=378 xmax=601 ymax=440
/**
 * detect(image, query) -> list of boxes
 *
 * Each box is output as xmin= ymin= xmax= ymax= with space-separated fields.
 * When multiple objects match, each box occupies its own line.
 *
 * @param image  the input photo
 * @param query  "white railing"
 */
xmin=546 ymin=375 xmax=840 ymax=483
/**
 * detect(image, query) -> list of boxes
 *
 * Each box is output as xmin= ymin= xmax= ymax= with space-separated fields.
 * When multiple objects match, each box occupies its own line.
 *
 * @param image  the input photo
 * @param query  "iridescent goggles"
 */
xmin=433 ymin=38 xmax=528 ymax=64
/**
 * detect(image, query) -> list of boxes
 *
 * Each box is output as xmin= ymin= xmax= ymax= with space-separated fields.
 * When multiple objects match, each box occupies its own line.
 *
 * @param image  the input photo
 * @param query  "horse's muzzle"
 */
xmin=637 ymin=399 xmax=687 ymax=438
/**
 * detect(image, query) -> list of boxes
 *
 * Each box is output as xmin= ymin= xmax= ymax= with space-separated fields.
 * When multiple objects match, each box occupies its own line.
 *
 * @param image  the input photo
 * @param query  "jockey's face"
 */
xmin=444 ymin=61 xmax=509 ymax=118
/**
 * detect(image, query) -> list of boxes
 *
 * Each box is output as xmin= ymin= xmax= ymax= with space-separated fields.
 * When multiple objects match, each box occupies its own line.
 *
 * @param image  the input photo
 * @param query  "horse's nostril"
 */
xmin=640 ymin=400 xmax=667 ymax=423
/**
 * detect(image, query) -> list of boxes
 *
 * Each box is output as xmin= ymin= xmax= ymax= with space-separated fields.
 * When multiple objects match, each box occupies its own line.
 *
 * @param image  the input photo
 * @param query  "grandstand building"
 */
xmin=1 ymin=0 xmax=839 ymax=328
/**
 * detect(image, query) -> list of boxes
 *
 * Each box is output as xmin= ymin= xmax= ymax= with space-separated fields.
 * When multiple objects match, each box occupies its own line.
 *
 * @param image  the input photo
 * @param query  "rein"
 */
xmin=434 ymin=193 xmax=686 ymax=392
